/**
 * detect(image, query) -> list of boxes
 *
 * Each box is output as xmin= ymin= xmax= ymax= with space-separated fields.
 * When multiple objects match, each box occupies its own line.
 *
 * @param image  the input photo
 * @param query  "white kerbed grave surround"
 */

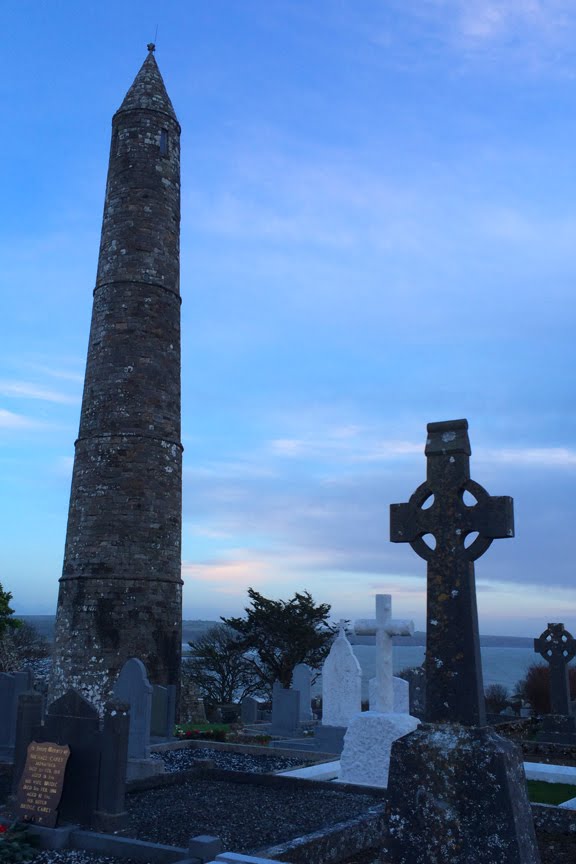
xmin=339 ymin=711 xmax=420 ymax=787
xmin=523 ymin=761 xmax=576 ymax=785
xmin=322 ymin=624 xmax=362 ymax=727
xmin=276 ymin=760 xmax=341 ymax=781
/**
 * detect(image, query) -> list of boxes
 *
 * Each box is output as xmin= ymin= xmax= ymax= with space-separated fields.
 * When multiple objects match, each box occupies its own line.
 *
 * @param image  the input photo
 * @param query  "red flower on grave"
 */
xmin=0 ymin=824 xmax=7 ymax=834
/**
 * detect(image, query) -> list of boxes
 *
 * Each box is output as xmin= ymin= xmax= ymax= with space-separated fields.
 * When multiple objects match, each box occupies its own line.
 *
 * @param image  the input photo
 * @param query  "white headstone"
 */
xmin=322 ymin=623 xmax=361 ymax=727
xmin=292 ymin=663 xmax=313 ymax=721
xmin=369 ymin=675 xmax=410 ymax=714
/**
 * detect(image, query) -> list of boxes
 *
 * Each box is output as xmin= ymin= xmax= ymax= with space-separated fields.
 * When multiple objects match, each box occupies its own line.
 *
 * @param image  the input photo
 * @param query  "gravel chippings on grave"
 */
xmin=31 ymin=854 xmax=140 ymax=864
xmin=152 ymin=745 xmax=306 ymax=774
xmin=126 ymin=777 xmax=380 ymax=852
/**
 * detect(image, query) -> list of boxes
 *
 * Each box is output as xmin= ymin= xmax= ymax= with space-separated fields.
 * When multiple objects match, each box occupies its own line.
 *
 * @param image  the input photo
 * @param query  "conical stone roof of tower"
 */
xmin=116 ymin=46 xmax=178 ymax=121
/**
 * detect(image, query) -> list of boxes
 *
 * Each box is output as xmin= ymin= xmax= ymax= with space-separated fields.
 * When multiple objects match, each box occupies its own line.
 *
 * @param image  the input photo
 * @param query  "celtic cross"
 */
xmin=390 ymin=419 xmax=514 ymax=725
xmin=534 ymin=623 xmax=576 ymax=715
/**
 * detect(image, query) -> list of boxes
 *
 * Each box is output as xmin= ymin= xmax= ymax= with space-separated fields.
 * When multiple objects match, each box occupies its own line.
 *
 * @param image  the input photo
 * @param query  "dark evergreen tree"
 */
xmin=222 ymin=588 xmax=334 ymax=689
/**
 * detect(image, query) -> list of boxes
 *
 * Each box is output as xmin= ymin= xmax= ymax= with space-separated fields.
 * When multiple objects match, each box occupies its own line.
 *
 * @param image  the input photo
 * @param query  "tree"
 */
xmin=0 ymin=583 xmax=22 ymax=673
xmin=485 ymin=683 xmax=509 ymax=714
xmin=182 ymin=624 xmax=262 ymax=705
xmin=0 ymin=583 xmax=21 ymax=640
xmin=222 ymin=588 xmax=334 ymax=690
xmin=516 ymin=663 xmax=576 ymax=714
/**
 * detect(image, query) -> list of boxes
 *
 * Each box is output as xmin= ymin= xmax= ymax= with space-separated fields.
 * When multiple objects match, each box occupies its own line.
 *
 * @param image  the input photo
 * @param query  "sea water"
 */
xmin=353 ymin=645 xmax=540 ymax=698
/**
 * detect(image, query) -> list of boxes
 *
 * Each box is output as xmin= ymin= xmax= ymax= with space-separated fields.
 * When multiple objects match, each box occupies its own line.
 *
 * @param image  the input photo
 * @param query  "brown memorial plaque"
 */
xmin=16 ymin=741 xmax=70 ymax=827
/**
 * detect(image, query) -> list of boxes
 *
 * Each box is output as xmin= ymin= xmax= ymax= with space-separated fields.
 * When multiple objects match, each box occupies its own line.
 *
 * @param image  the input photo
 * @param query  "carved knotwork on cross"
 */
xmin=390 ymin=419 xmax=514 ymax=726
xmin=534 ymin=623 xmax=576 ymax=716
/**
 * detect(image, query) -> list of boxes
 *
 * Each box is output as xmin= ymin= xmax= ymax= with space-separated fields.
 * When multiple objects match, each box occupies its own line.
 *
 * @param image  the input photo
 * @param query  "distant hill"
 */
xmin=21 ymin=616 xmax=533 ymax=649
xmin=352 ymin=631 xmax=534 ymax=648
xmin=20 ymin=616 xmax=220 ymax=645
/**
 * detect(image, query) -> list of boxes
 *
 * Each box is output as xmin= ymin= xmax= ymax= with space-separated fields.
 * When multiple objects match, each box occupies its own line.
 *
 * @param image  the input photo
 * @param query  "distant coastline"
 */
xmin=20 ymin=615 xmax=534 ymax=648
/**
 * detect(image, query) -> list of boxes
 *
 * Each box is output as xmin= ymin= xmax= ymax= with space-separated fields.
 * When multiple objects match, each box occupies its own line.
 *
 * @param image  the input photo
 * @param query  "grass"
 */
xmin=176 ymin=723 xmax=230 ymax=733
xmin=527 ymin=780 xmax=576 ymax=805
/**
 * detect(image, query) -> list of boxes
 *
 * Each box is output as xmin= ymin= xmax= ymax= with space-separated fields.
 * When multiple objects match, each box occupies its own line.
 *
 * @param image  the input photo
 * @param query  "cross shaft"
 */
xmin=390 ymin=419 xmax=514 ymax=726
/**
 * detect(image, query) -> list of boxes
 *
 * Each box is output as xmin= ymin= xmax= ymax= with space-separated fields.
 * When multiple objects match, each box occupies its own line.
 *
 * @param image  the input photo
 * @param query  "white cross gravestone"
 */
xmin=339 ymin=594 xmax=420 ymax=787
xmin=354 ymin=594 xmax=413 ymax=712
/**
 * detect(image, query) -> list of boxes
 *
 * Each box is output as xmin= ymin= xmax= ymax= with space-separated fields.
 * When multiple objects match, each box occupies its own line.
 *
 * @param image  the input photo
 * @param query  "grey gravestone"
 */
xmin=93 ymin=699 xmax=130 ymax=832
xmin=292 ymin=664 xmax=313 ymax=721
xmin=113 ymin=658 xmax=152 ymax=759
xmin=0 ymin=670 xmax=33 ymax=759
xmin=241 ymin=696 xmax=260 ymax=725
xmin=385 ymin=419 xmax=539 ymax=864
xmin=37 ymin=690 xmax=101 ymax=827
xmin=113 ymin=658 xmax=164 ymax=781
xmin=270 ymin=681 xmax=300 ymax=736
xmin=534 ymin=623 xmax=576 ymax=714
xmin=150 ymin=684 xmax=177 ymax=739
xmin=12 ymin=691 xmax=43 ymax=793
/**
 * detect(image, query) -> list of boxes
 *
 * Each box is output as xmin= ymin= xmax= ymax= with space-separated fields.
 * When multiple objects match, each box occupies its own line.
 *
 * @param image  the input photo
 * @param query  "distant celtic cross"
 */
xmin=534 ymin=623 xmax=576 ymax=715
xmin=390 ymin=419 xmax=514 ymax=726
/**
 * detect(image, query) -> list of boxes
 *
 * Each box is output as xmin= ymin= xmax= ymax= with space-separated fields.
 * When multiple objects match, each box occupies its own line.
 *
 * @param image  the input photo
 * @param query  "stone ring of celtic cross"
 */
xmin=538 ymin=625 xmax=576 ymax=662
xmin=407 ymin=479 xmax=496 ymax=563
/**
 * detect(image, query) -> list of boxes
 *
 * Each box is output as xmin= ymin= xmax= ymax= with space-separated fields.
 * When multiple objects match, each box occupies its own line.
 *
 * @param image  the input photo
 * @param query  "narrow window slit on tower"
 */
xmin=160 ymin=129 xmax=168 ymax=156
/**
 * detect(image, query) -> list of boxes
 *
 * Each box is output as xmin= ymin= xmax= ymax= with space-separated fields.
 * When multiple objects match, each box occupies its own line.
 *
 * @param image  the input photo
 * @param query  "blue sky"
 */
xmin=2 ymin=0 xmax=576 ymax=635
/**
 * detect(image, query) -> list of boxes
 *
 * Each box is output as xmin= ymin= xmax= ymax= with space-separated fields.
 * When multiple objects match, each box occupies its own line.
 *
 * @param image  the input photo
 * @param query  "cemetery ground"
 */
xmin=2 ymin=738 xmax=576 ymax=864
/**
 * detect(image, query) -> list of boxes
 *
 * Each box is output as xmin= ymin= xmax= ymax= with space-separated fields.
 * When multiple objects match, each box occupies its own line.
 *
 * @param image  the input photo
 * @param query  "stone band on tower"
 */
xmin=50 ymin=46 xmax=182 ymax=712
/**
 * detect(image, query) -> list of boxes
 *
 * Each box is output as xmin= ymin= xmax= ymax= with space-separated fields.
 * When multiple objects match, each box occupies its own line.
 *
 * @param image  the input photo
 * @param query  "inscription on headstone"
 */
xmin=16 ymin=741 xmax=70 ymax=827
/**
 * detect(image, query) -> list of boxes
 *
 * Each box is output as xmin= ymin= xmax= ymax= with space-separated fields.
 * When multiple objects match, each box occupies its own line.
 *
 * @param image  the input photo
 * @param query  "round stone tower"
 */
xmin=50 ymin=46 xmax=182 ymax=712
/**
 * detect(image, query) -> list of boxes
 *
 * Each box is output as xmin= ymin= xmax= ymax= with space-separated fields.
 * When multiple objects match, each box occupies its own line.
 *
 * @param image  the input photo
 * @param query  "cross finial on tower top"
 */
xmin=147 ymin=42 xmax=156 ymax=52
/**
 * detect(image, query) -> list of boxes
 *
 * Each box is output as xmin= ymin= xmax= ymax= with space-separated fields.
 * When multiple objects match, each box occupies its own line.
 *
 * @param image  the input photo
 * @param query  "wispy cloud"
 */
xmin=24 ymin=363 xmax=84 ymax=384
xmin=0 ymin=380 xmax=79 ymax=405
xmin=478 ymin=446 xmax=576 ymax=467
xmin=0 ymin=409 xmax=44 ymax=430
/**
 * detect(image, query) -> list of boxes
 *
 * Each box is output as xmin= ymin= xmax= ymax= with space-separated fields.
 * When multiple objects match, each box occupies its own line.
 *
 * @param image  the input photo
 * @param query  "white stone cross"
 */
xmin=354 ymin=594 xmax=414 ymax=713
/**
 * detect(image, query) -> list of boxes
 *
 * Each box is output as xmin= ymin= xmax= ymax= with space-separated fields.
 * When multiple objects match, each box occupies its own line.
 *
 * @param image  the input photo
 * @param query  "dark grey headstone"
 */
xmin=37 ymin=690 xmax=101 ymax=826
xmin=385 ymin=725 xmax=540 ymax=864
xmin=241 ymin=696 xmax=260 ymax=725
xmin=270 ymin=682 xmax=300 ymax=737
xmin=94 ymin=699 xmax=130 ymax=832
xmin=150 ymin=684 xmax=176 ymax=739
xmin=0 ymin=671 xmax=33 ymax=758
xmin=12 ymin=691 xmax=44 ymax=792
xmin=314 ymin=724 xmax=347 ymax=755
xmin=292 ymin=663 xmax=313 ymax=721
xmin=113 ymin=658 xmax=152 ymax=759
